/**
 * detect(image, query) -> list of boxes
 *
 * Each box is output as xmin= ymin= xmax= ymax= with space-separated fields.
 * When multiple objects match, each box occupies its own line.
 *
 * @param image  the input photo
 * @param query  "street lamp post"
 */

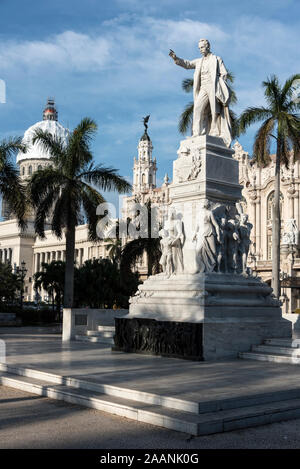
xmin=16 ymin=261 xmax=27 ymax=310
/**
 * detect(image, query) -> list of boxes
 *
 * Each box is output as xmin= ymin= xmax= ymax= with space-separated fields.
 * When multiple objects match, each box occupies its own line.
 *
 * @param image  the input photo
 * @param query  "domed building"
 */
xmin=0 ymin=101 xmax=169 ymax=301
xmin=17 ymin=98 xmax=69 ymax=181
xmin=0 ymin=99 xmax=108 ymax=301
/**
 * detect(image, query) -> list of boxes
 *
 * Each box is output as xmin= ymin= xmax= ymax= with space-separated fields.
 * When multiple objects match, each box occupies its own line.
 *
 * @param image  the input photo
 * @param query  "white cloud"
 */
xmin=0 ymin=31 xmax=111 ymax=71
xmin=0 ymin=16 xmax=227 ymax=73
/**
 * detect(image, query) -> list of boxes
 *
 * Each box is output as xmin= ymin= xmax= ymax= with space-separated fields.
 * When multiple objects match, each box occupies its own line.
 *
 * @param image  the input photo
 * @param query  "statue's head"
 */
xmin=168 ymin=207 xmax=176 ymax=220
xmin=202 ymin=199 xmax=210 ymax=209
xmin=198 ymin=39 xmax=210 ymax=56
xmin=159 ymin=228 xmax=168 ymax=238
xmin=241 ymin=213 xmax=248 ymax=224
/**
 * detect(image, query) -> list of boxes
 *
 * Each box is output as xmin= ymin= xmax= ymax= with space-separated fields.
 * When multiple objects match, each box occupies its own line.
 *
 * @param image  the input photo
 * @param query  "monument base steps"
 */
xmin=2 ymin=362 xmax=300 ymax=435
xmin=240 ymin=338 xmax=300 ymax=364
xmin=75 ymin=325 xmax=115 ymax=345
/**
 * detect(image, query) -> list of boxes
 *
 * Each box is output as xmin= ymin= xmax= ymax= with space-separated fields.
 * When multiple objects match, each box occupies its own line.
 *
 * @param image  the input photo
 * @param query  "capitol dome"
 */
xmin=17 ymin=98 xmax=69 ymax=164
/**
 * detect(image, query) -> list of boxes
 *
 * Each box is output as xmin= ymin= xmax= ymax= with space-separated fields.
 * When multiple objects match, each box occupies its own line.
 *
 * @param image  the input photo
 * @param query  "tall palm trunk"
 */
xmin=272 ymin=141 xmax=281 ymax=298
xmin=64 ymin=224 xmax=75 ymax=308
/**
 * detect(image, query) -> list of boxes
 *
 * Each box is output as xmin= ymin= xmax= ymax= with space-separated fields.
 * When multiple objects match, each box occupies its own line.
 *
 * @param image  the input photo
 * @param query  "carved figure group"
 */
xmin=193 ymin=201 xmax=253 ymax=275
xmin=114 ymin=318 xmax=203 ymax=359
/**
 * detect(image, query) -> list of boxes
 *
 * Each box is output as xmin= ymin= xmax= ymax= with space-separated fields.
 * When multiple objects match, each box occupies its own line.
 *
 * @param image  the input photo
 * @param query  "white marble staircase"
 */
xmin=239 ymin=338 xmax=300 ymax=364
xmin=75 ymin=325 xmax=115 ymax=345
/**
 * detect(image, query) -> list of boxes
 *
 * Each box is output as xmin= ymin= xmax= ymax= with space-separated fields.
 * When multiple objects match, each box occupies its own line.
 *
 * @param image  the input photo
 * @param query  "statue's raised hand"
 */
xmin=169 ymin=49 xmax=177 ymax=61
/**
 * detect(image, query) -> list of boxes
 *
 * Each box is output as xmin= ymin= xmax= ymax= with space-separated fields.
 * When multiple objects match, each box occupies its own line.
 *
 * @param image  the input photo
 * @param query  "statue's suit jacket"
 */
xmin=174 ymin=53 xmax=230 ymax=117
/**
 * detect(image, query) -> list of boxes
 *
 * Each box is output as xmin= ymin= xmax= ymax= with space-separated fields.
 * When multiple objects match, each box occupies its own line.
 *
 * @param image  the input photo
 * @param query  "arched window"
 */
xmin=38 ymin=165 xmax=42 ymax=171
xmin=142 ymin=173 xmax=146 ymax=184
xmin=28 ymin=166 xmax=32 ymax=175
xmin=22 ymin=167 xmax=25 ymax=176
xmin=267 ymin=191 xmax=283 ymax=222
xmin=149 ymin=174 xmax=152 ymax=184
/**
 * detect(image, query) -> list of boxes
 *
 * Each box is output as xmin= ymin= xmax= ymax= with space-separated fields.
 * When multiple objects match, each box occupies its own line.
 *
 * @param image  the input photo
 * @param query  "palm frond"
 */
xmin=79 ymin=163 xmax=131 ymax=194
xmin=0 ymin=137 xmax=28 ymax=227
xmin=262 ymin=75 xmax=281 ymax=110
xmin=229 ymin=109 xmax=239 ymax=140
xmin=28 ymin=166 xmax=64 ymax=208
xmin=32 ymin=129 xmax=65 ymax=162
xmin=179 ymin=101 xmax=194 ymax=135
xmin=182 ymin=78 xmax=193 ymax=93
xmin=238 ymin=107 xmax=272 ymax=135
xmin=281 ymin=73 xmax=300 ymax=108
xmin=78 ymin=181 xmax=106 ymax=241
xmin=252 ymin=118 xmax=275 ymax=167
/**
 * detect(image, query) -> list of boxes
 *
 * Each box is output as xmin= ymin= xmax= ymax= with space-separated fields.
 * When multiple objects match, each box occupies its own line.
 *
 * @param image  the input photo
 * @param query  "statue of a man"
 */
xmin=169 ymin=39 xmax=232 ymax=147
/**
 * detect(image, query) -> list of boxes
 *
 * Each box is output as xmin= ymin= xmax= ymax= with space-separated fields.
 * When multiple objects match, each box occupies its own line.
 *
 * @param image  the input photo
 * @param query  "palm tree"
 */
xmin=120 ymin=200 xmax=161 ymax=278
xmin=238 ymin=74 xmax=300 ymax=297
xmin=105 ymin=238 xmax=122 ymax=264
xmin=0 ymin=137 xmax=27 ymax=227
xmin=28 ymin=118 xmax=131 ymax=308
xmin=34 ymin=261 xmax=65 ymax=315
xmin=179 ymin=73 xmax=238 ymax=137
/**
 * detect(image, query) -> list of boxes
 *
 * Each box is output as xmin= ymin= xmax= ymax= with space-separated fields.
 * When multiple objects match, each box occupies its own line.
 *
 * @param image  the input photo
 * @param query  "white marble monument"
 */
xmin=118 ymin=40 xmax=292 ymax=360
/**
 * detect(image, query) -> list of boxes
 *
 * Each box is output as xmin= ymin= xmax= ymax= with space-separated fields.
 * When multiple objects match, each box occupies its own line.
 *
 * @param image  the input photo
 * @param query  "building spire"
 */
xmin=43 ymin=98 xmax=58 ymax=121
xmin=133 ymin=116 xmax=157 ymax=194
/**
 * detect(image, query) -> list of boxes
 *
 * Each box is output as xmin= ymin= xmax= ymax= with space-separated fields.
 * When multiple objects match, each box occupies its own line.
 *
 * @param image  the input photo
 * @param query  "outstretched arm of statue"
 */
xmin=169 ymin=49 xmax=196 ymax=69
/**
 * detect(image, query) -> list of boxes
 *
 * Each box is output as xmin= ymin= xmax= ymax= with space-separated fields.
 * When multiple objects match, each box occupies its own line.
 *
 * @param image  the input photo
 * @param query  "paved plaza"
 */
xmin=1 ymin=326 xmax=300 ymax=444
xmin=1 ymin=327 xmax=300 ymax=405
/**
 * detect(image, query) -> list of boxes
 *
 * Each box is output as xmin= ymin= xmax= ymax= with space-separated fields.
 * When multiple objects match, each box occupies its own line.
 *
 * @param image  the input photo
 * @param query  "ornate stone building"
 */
xmin=233 ymin=141 xmax=300 ymax=313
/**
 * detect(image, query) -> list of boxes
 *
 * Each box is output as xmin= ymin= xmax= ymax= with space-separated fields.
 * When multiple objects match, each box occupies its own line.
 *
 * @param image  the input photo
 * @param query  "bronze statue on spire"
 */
xmin=143 ymin=115 xmax=150 ymax=133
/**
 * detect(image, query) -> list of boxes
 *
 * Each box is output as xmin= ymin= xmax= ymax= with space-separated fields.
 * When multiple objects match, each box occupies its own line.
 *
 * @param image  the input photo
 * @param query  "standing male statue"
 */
xmin=169 ymin=39 xmax=232 ymax=146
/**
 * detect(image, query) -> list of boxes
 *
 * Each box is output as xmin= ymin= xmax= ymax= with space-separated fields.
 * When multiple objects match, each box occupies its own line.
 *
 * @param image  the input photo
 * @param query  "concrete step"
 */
xmin=4 ymin=361 xmax=300 ymax=410
xmin=3 ymin=370 xmax=300 ymax=435
xmin=252 ymin=345 xmax=300 ymax=356
xmin=239 ymin=351 xmax=300 ymax=364
xmin=0 ymin=313 xmax=16 ymax=320
xmin=264 ymin=338 xmax=300 ymax=348
xmin=0 ymin=321 xmax=18 ymax=326
xmin=0 ymin=363 xmax=199 ymax=413
xmin=5 ymin=362 xmax=300 ymax=416
xmin=87 ymin=330 xmax=114 ymax=338
xmin=97 ymin=326 xmax=115 ymax=332
xmin=75 ymin=335 xmax=114 ymax=345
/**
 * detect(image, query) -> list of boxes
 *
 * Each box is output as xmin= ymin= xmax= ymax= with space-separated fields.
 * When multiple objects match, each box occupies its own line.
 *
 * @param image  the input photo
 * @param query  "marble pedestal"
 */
xmin=123 ymin=273 xmax=291 ymax=360
xmin=115 ymin=135 xmax=292 ymax=360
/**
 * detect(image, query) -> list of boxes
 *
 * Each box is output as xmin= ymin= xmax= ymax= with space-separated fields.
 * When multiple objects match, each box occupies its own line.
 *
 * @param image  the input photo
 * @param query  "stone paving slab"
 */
xmin=1 ymin=328 xmax=300 ymax=406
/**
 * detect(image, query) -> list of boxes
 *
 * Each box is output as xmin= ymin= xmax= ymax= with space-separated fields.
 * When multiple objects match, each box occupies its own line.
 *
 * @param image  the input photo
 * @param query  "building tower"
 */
xmin=133 ymin=119 xmax=157 ymax=195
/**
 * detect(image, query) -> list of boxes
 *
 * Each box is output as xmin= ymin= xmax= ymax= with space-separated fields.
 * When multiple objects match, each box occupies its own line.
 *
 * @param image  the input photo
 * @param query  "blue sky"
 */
xmin=0 ymin=0 xmax=300 ymax=211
